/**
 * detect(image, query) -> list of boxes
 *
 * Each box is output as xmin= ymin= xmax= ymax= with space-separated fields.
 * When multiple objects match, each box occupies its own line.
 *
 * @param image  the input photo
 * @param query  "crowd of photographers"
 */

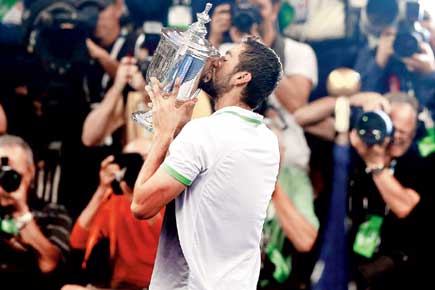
xmin=1 ymin=0 xmax=435 ymax=289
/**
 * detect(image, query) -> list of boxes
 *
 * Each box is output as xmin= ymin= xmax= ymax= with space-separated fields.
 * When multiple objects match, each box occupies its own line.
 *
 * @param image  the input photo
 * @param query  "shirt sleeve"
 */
xmin=353 ymin=45 xmax=387 ymax=93
xmin=284 ymin=39 xmax=318 ymax=88
xmin=162 ymin=120 xmax=206 ymax=186
xmin=38 ymin=204 xmax=73 ymax=257
xmin=70 ymin=222 xmax=89 ymax=249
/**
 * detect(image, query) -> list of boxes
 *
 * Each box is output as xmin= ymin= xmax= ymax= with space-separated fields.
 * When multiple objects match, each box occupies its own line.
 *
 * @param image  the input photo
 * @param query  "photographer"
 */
xmin=82 ymin=56 xmax=147 ymax=147
xmin=0 ymin=135 xmax=72 ymax=290
xmin=347 ymin=92 xmax=435 ymax=290
xmin=65 ymin=138 xmax=164 ymax=289
xmin=354 ymin=0 xmax=435 ymax=117
xmin=295 ymin=91 xmax=435 ymax=289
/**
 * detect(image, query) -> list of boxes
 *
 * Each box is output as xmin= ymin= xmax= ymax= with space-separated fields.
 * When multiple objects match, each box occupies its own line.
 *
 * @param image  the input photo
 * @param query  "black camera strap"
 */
xmin=100 ymin=28 xmax=128 ymax=92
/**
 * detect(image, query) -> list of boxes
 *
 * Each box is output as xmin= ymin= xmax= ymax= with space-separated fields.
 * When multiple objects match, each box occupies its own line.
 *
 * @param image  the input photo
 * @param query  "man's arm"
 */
xmin=350 ymin=130 xmax=420 ymax=218
xmin=17 ymin=217 xmax=62 ymax=273
xmin=131 ymin=77 xmax=197 ymax=219
xmin=86 ymin=39 xmax=119 ymax=79
xmin=274 ymin=75 xmax=313 ymax=113
xmin=272 ymin=184 xmax=318 ymax=252
xmin=131 ymin=133 xmax=186 ymax=219
xmin=82 ymin=86 xmax=125 ymax=146
xmin=82 ymin=57 xmax=146 ymax=146
xmin=371 ymin=170 xmax=421 ymax=218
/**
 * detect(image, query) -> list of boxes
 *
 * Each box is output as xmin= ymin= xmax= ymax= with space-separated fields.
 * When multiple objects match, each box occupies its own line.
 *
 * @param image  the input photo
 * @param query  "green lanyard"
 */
xmin=0 ymin=216 xmax=19 ymax=236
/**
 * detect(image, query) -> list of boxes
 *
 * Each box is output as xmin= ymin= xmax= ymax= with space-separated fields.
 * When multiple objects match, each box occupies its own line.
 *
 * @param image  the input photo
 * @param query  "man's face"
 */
xmin=95 ymin=3 xmax=121 ymax=45
xmin=200 ymin=44 xmax=244 ymax=99
xmin=388 ymin=103 xmax=417 ymax=157
xmin=0 ymin=146 xmax=33 ymax=207
xmin=251 ymin=0 xmax=274 ymax=23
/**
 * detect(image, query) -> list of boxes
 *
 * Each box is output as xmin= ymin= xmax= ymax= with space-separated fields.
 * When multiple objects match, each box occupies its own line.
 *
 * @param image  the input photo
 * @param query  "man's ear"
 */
xmin=233 ymin=71 xmax=252 ymax=86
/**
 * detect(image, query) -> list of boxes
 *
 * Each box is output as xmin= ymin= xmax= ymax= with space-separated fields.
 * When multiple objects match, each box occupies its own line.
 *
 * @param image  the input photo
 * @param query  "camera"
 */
xmin=362 ymin=0 xmax=430 ymax=58
xmin=0 ymin=157 xmax=22 ymax=193
xmin=110 ymin=153 xmax=143 ymax=195
xmin=352 ymin=109 xmax=394 ymax=146
xmin=231 ymin=0 xmax=262 ymax=34
xmin=22 ymin=0 xmax=108 ymax=77
xmin=393 ymin=1 xmax=430 ymax=58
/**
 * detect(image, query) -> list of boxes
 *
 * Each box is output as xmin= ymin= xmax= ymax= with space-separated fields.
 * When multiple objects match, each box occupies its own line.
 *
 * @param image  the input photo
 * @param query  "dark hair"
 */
xmin=366 ymin=0 xmax=399 ymax=28
xmin=235 ymin=37 xmax=282 ymax=109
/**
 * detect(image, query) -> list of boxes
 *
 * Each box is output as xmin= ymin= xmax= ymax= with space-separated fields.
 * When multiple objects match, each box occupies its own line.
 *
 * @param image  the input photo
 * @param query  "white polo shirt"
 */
xmin=150 ymin=106 xmax=280 ymax=290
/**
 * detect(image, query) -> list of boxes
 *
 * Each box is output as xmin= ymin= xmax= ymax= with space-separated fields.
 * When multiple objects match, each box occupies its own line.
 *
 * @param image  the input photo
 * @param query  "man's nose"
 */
xmin=212 ymin=57 xmax=225 ymax=68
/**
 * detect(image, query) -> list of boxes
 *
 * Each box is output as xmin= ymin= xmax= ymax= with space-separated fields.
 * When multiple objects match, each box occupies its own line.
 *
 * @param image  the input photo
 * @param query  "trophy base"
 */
xmin=132 ymin=110 xmax=155 ymax=133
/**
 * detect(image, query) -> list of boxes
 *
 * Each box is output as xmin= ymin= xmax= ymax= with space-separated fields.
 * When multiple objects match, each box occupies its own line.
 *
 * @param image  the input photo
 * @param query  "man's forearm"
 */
xmin=373 ymin=170 xmax=421 ymax=218
xmin=19 ymin=220 xmax=61 ymax=273
xmin=131 ymin=132 xmax=173 ymax=217
xmin=274 ymin=76 xmax=312 ymax=113
xmin=82 ymin=87 xmax=124 ymax=146
xmin=97 ymin=54 xmax=119 ymax=79
xmin=294 ymin=96 xmax=336 ymax=126
xmin=272 ymin=184 xmax=318 ymax=253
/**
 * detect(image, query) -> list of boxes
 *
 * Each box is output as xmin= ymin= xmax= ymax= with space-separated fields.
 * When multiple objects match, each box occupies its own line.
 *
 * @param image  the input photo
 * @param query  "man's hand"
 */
xmin=402 ymin=42 xmax=435 ymax=75
xmin=145 ymin=77 xmax=197 ymax=137
xmin=0 ymin=180 xmax=30 ymax=219
xmin=97 ymin=155 xmax=119 ymax=199
xmin=350 ymin=129 xmax=390 ymax=168
xmin=86 ymin=38 xmax=109 ymax=61
xmin=209 ymin=4 xmax=232 ymax=47
xmin=113 ymin=57 xmax=147 ymax=93
xmin=376 ymin=28 xmax=396 ymax=68
xmin=350 ymin=92 xmax=391 ymax=112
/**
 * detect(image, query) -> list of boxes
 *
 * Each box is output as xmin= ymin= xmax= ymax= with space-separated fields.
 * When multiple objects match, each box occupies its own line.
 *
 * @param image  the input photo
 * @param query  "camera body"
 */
xmin=110 ymin=153 xmax=143 ymax=195
xmin=231 ymin=0 xmax=262 ymax=34
xmin=22 ymin=0 xmax=108 ymax=77
xmin=393 ymin=1 xmax=430 ymax=58
xmin=0 ymin=157 xmax=22 ymax=193
xmin=352 ymin=108 xmax=394 ymax=146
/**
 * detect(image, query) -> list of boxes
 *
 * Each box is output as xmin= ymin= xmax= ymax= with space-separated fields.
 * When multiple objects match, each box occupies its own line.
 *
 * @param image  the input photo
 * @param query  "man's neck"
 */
xmin=214 ymin=92 xmax=251 ymax=111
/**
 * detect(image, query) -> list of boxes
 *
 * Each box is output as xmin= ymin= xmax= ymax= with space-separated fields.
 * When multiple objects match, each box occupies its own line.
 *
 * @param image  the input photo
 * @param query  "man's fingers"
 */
xmin=101 ymin=155 xmax=115 ymax=169
xmin=171 ymin=78 xmax=182 ymax=100
xmin=145 ymin=85 xmax=156 ymax=104
xmin=180 ymin=98 xmax=198 ymax=112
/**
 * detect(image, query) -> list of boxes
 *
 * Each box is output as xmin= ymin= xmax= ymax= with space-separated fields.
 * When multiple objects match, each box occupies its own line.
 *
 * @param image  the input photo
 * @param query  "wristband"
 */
xmin=365 ymin=164 xmax=385 ymax=175
xmin=14 ymin=212 xmax=34 ymax=231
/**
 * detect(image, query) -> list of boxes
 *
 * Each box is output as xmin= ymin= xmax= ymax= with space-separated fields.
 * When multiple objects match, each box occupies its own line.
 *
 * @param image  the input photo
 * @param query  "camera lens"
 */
xmin=355 ymin=111 xmax=394 ymax=146
xmin=232 ymin=2 xmax=261 ymax=34
xmin=0 ymin=168 xmax=22 ymax=193
xmin=393 ymin=31 xmax=420 ymax=58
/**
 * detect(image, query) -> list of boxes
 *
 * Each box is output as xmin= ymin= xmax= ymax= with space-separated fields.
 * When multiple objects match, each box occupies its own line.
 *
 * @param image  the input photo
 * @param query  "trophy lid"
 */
xmin=161 ymin=3 xmax=220 ymax=59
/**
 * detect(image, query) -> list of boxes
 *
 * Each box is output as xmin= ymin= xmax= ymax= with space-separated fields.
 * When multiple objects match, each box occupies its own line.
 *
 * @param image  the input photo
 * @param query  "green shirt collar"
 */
xmin=213 ymin=106 xmax=263 ymax=125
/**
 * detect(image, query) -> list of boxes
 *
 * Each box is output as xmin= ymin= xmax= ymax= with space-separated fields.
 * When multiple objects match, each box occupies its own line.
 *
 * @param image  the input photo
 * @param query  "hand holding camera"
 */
xmin=375 ymin=28 xmax=396 ymax=69
xmin=350 ymin=129 xmax=391 ymax=171
xmin=96 ymin=155 xmax=119 ymax=200
xmin=402 ymin=42 xmax=435 ymax=75
xmin=113 ymin=57 xmax=147 ymax=93
xmin=0 ymin=157 xmax=30 ymax=217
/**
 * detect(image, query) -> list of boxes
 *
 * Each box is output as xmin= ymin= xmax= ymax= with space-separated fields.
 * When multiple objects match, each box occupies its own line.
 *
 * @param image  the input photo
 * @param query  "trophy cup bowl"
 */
xmin=132 ymin=3 xmax=220 ymax=132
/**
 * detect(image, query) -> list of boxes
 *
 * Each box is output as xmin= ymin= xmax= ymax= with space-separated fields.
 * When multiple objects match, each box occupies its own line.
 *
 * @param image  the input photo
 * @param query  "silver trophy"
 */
xmin=132 ymin=3 xmax=220 ymax=132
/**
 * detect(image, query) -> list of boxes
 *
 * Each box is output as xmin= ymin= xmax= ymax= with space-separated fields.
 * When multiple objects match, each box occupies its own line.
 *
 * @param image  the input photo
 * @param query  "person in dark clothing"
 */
xmin=0 ymin=134 xmax=72 ymax=290
xmin=347 ymin=92 xmax=435 ymax=290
